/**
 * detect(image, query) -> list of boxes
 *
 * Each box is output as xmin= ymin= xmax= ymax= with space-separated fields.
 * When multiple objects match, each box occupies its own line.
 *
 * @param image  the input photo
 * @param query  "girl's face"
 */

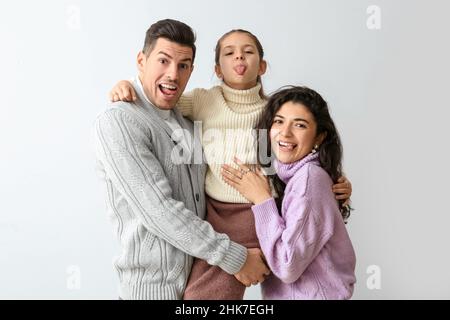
xmin=270 ymin=101 xmax=325 ymax=164
xmin=215 ymin=32 xmax=266 ymax=90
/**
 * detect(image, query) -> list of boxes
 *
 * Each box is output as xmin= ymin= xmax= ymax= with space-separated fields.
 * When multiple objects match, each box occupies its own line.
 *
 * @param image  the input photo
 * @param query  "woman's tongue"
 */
xmin=279 ymin=143 xmax=296 ymax=151
xmin=234 ymin=65 xmax=247 ymax=76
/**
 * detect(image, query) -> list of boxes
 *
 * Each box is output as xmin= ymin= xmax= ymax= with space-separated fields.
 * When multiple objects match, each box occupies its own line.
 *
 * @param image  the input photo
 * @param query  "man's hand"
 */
xmin=332 ymin=176 xmax=352 ymax=206
xmin=234 ymin=248 xmax=270 ymax=287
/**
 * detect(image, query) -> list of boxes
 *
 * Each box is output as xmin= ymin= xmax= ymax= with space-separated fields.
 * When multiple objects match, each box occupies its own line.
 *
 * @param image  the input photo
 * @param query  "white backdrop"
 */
xmin=1 ymin=0 xmax=449 ymax=299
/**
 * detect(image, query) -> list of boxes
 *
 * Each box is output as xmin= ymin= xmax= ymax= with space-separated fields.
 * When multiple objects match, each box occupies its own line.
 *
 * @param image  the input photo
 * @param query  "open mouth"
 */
xmin=234 ymin=65 xmax=247 ymax=76
xmin=277 ymin=141 xmax=297 ymax=151
xmin=159 ymin=83 xmax=178 ymax=97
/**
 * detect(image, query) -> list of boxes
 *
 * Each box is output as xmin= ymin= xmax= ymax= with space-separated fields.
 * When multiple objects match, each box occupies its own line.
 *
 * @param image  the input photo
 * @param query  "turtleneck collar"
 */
xmin=220 ymin=83 xmax=264 ymax=113
xmin=274 ymin=152 xmax=320 ymax=184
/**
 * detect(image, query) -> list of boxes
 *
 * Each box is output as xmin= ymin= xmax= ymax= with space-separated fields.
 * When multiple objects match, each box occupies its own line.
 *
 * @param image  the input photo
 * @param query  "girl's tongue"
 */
xmin=234 ymin=65 xmax=247 ymax=75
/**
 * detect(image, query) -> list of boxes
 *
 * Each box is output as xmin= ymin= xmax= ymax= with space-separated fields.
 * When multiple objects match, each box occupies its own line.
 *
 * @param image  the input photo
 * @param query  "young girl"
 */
xmin=221 ymin=86 xmax=356 ymax=299
xmin=109 ymin=30 xmax=353 ymax=299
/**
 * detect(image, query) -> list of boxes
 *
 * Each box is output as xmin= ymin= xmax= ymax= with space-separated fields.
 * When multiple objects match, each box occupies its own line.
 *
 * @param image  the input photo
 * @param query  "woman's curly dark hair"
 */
xmin=256 ymin=86 xmax=352 ymax=222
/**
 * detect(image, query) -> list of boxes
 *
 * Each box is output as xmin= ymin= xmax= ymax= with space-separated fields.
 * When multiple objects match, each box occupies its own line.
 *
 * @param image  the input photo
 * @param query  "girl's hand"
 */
xmin=332 ymin=176 xmax=352 ymax=206
xmin=221 ymin=157 xmax=272 ymax=205
xmin=109 ymin=80 xmax=136 ymax=102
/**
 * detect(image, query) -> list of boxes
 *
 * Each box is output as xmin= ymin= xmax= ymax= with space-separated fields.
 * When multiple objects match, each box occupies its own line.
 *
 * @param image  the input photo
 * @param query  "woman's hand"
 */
xmin=109 ymin=80 xmax=136 ymax=102
xmin=221 ymin=157 xmax=272 ymax=205
xmin=332 ymin=176 xmax=352 ymax=206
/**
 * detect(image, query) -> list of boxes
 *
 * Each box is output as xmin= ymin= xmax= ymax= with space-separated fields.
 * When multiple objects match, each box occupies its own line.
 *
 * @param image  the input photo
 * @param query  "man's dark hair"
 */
xmin=142 ymin=19 xmax=196 ymax=62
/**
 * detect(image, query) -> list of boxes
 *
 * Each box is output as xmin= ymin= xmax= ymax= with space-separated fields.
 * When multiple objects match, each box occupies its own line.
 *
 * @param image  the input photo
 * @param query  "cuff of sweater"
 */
xmin=252 ymin=197 xmax=284 ymax=227
xmin=217 ymin=241 xmax=247 ymax=275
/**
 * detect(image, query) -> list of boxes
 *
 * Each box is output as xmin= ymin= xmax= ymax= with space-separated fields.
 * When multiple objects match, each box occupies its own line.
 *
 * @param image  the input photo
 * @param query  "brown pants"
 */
xmin=183 ymin=196 xmax=260 ymax=300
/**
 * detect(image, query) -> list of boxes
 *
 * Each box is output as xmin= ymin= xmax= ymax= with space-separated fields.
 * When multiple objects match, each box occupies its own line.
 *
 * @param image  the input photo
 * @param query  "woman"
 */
xmin=222 ymin=86 xmax=356 ymax=299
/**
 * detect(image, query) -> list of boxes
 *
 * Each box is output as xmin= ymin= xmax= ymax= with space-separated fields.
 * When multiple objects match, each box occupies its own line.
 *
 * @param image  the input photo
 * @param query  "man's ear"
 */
xmin=137 ymin=51 xmax=146 ymax=73
xmin=215 ymin=65 xmax=223 ymax=80
xmin=258 ymin=59 xmax=267 ymax=76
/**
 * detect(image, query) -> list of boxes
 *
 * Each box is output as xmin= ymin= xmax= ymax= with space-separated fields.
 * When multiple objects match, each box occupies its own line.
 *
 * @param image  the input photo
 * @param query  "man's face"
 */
xmin=137 ymin=38 xmax=194 ymax=109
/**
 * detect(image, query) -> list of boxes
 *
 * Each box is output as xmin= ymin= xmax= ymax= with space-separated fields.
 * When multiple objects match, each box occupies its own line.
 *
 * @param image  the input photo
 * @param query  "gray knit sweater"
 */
xmin=93 ymin=79 xmax=247 ymax=300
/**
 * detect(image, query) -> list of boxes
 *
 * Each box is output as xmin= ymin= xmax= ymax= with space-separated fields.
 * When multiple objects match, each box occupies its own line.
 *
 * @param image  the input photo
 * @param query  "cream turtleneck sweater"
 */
xmin=177 ymin=83 xmax=266 ymax=203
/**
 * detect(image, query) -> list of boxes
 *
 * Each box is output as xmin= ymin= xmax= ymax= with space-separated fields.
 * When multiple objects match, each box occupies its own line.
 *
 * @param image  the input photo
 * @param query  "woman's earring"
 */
xmin=311 ymin=144 xmax=319 ymax=154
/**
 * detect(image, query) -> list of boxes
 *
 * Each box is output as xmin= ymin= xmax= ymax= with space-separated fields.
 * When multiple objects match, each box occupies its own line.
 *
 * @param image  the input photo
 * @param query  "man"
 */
xmin=93 ymin=19 xmax=269 ymax=300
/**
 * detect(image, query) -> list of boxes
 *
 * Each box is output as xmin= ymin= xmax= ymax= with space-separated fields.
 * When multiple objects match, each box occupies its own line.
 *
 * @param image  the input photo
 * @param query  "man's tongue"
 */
xmin=160 ymin=85 xmax=176 ymax=96
xmin=234 ymin=65 xmax=247 ymax=75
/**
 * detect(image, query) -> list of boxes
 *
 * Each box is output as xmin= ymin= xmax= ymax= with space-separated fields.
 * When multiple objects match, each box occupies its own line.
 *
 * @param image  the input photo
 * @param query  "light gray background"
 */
xmin=1 ymin=0 xmax=449 ymax=299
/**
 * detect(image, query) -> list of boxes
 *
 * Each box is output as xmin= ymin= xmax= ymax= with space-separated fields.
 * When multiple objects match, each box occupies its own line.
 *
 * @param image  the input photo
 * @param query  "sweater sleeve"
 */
xmin=94 ymin=108 xmax=247 ymax=274
xmin=176 ymin=90 xmax=195 ymax=119
xmin=251 ymin=195 xmax=334 ymax=284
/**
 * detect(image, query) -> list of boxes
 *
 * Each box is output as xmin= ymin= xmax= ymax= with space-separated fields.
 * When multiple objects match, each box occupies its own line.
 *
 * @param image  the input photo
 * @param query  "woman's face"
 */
xmin=215 ymin=32 xmax=266 ymax=90
xmin=270 ymin=101 xmax=323 ymax=164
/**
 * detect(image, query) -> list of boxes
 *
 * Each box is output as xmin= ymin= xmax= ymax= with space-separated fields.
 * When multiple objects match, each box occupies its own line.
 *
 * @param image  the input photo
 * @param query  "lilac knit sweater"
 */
xmin=252 ymin=152 xmax=356 ymax=300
